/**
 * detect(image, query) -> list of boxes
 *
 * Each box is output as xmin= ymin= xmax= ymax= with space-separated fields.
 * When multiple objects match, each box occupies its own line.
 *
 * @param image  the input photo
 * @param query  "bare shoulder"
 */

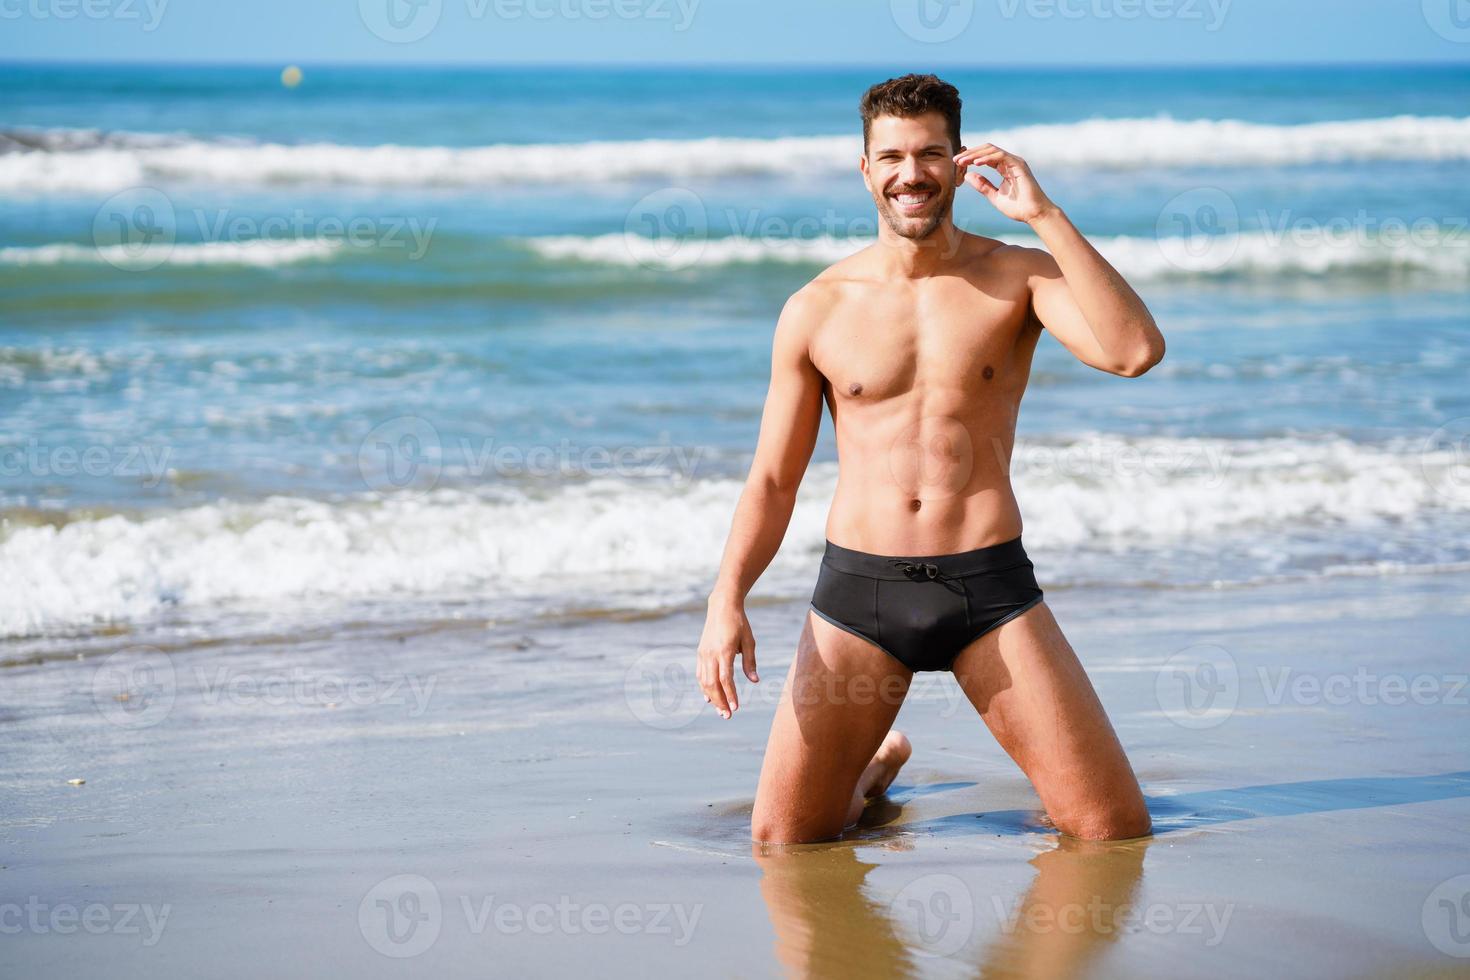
xmin=978 ymin=236 xmax=1060 ymax=280
xmin=809 ymin=243 xmax=882 ymax=290
xmin=777 ymin=245 xmax=877 ymax=328
xmin=770 ymin=275 xmax=840 ymax=362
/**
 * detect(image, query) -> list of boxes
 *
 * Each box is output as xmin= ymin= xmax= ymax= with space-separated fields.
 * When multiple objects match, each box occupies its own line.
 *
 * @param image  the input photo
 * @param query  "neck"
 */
xmin=874 ymin=217 xmax=964 ymax=277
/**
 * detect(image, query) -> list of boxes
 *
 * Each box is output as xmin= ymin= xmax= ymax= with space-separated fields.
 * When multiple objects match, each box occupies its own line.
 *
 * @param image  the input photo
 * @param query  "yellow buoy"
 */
xmin=281 ymin=65 xmax=303 ymax=89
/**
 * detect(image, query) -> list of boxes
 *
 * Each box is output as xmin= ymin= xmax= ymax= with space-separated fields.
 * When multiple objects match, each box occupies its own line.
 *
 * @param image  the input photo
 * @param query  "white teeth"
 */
xmin=894 ymin=192 xmax=932 ymax=206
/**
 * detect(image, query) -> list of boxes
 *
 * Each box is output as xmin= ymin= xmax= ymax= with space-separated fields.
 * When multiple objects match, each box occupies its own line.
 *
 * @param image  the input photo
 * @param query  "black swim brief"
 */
xmin=809 ymin=535 xmax=1044 ymax=673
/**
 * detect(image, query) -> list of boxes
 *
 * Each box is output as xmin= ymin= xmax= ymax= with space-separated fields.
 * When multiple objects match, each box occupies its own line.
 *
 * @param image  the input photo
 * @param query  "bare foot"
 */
xmin=844 ymin=730 xmax=912 ymax=828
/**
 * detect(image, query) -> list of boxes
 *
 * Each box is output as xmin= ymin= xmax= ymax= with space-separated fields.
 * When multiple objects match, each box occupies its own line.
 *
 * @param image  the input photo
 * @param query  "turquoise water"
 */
xmin=2 ymin=63 xmax=1469 ymax=640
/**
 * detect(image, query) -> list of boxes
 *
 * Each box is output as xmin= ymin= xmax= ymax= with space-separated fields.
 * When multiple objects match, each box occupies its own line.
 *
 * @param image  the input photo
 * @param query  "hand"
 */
xmin=953 ymin=144 xmax=1057 ymax=225
xmin=697 ymin=597 xmax=759 ymax=719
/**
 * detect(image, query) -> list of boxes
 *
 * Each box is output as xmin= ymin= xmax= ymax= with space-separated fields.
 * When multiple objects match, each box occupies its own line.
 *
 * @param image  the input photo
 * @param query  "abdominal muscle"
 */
xmin=821 ymin=408 xmax=1026 ymax=557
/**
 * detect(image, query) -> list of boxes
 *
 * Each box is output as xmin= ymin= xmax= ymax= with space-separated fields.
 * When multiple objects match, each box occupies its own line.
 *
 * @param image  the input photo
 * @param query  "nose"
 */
xmin=897 ymin=154 xmax=924 ymax=185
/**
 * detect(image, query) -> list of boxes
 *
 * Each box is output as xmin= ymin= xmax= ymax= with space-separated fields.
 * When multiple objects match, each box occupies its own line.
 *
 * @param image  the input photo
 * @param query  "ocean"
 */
xmin=3 ymin=62 xmax=1469 ymax=654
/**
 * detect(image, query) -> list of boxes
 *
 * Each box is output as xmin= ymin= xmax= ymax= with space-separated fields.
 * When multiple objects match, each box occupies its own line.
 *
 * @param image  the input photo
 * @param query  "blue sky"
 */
xmin=1 ymin=0 xmax=1467 ymax=65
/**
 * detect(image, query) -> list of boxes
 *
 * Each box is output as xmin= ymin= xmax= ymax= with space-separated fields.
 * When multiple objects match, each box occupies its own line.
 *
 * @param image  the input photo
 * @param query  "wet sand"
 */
xmin=2 ymin=570 xmax=1469 ymax=978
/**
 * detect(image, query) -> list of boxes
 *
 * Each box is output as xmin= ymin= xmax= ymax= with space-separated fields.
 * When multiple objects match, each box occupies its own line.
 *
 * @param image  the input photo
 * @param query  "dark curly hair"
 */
xmin=859 ymin=73 xmax=963 ymax=154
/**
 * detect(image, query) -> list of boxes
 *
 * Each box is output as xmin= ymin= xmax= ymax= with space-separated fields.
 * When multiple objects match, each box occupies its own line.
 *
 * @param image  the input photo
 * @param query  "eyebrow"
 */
xmin=871 ymin=144 xmax=950 ymax=155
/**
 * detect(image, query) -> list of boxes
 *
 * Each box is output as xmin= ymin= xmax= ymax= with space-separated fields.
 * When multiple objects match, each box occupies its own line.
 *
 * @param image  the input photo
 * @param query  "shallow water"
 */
xmin=3 ymin=63 xmax=1470 ymax=644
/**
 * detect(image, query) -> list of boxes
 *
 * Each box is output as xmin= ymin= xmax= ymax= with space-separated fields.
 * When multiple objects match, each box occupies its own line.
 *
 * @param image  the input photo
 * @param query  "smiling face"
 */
xmin=860 ymin=112 xmax=963 ymax=241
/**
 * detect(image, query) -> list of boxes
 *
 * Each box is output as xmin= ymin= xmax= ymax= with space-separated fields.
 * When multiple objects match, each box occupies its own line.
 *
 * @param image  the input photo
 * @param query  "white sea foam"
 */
xmin=0 ymin=238 xmax=343 ymax=268
xmin=2 ymin=433 xmax=1466 ymax=636
xmin=524 ymin=228 xmax=1470 ymax=280
xmin=4 ymin=115 xmax=1469 ymax=192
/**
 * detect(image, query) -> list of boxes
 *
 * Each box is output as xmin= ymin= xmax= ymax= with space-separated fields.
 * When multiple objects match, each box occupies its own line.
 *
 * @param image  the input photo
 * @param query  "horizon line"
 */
xmin=2 ymin=56 xmax=1469 ymax=71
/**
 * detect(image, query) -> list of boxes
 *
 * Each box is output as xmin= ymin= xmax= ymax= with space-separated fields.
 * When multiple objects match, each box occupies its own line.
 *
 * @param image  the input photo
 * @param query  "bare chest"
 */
xmin=810 ymin=285 xmax=1032 ymax=402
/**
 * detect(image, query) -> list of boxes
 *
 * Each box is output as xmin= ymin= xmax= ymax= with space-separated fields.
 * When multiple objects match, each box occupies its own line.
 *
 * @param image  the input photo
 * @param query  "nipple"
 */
xmin=848 ymin=382 xmax=864 ymax=396
xmin=982 ymin=365 xmax=995 ymax=381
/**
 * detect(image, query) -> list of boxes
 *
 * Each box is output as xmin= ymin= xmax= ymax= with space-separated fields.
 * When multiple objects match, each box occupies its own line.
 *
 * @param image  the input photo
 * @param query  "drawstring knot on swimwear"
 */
xmin=890 ymin=559 xmax=942 ymax=581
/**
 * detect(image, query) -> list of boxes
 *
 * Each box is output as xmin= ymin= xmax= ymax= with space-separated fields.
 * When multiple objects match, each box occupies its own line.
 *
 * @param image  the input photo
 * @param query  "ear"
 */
xmin=953 ymin=144 xmax=967 ymax=187
xmin=859 ymin=153 xmax=872 ymax=191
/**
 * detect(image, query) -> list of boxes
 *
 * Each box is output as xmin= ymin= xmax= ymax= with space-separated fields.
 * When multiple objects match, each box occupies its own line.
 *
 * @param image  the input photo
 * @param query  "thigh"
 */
xmin=949 ymin=601 xmax=1145 ymax=834
xmin=751 ymin=610 xmax=912 ymax=843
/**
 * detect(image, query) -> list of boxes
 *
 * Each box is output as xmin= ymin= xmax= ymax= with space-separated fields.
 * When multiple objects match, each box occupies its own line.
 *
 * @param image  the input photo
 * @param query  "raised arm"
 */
xmin=698 ymin=289 xmax=824 ymax=719
xmin=954 ymin=143 xmax=1165 ymax=377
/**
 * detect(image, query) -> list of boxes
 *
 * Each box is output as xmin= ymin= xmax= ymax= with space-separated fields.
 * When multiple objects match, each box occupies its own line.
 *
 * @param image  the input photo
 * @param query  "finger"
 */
xmin=955 ymin=149 xmax=1008 ymax=168
xmin=956 ymin=144 xmax=1014 ymax=165
xmin=955 ymin=154 xmax=1008 ymax=177
xmin=718 ymin=657 xmax=738 ymax=717
xmin=966 ymin=172 xmax=999 ymax=197
xmin=953 ymin=143 xmax=1003 ymax=164
xmin=697 ymin=654 xmax=722 ymax=705
xmin=705 ymin=665 xmax=730 ymax=718
xmin=740 ymin=624 xmax=759 ymax=683
xmin=954 ymin=141 xmax=997 ymax=158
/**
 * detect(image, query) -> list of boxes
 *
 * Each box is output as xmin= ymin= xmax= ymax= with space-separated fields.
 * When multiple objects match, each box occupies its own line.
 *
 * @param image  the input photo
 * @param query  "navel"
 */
xmin=982 ymin=365 xmax=995 ymax=381
xmin=909 ymin=498 xmax=922 ymax=512
xmin=848 ymin=381 xmax=864 ymax=396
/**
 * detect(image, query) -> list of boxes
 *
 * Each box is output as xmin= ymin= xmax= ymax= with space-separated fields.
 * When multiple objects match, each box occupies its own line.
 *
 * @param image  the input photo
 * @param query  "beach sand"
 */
xmin=3 ymin=570 xmax=1469 ymax=978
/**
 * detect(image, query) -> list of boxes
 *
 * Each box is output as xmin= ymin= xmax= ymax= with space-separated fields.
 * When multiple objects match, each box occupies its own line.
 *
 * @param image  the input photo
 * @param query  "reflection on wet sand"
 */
xmin=976 ymin=836 xmax=1149 ymax=980
xmin=753 ymin=839 xmax=916 ymax=978
xmin=748 ymin=771 xmax=1470 ymax=977
xmin=752 ymin=815 xmax=1149 ymax=979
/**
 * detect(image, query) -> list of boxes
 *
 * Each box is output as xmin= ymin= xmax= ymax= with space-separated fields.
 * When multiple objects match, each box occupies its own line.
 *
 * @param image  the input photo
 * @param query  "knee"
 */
xmin=1057 ymin=799 xmax=1152 ymax=842
xmin=750 ymin=809 xmax=842 ymax=845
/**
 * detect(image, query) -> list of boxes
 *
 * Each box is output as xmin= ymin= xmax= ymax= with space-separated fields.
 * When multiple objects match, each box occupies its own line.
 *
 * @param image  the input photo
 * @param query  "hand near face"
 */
xmin=953 ymin=144 xmax=1057 ymax=224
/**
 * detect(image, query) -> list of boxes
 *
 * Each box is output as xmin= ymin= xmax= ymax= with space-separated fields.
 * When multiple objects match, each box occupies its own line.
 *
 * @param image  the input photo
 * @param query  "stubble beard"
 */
xmin=875 ymin=181 xmax=956 ymax=243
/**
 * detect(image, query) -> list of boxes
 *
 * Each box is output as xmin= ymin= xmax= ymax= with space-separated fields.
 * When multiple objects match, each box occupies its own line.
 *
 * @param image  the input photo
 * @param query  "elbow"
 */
xmin=1115 ymin=338 xmax=1165 ymax=378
